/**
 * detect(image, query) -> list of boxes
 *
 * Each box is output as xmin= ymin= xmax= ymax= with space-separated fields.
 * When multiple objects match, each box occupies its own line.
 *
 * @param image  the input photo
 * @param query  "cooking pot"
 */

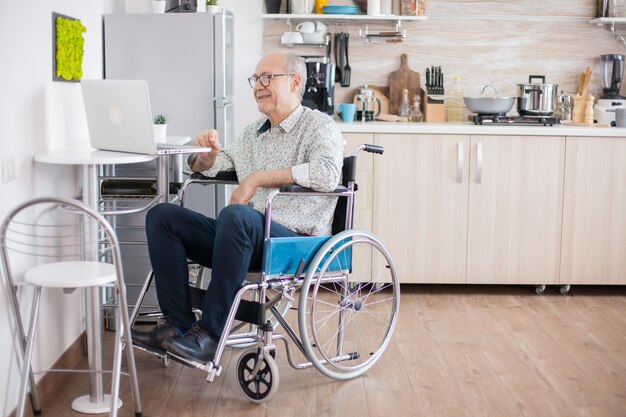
xmin=463 ymin=85 xmax=516 ymax=115
xmin=517 ymin=75 xmax=558 ymax=116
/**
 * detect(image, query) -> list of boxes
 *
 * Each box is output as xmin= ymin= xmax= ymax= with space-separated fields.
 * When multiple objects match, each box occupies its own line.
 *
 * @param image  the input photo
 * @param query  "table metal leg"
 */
xmin=71 ymin=165 xmax=122 ymax=414
xmin=156 ymin=155 xmax=169 ymax=204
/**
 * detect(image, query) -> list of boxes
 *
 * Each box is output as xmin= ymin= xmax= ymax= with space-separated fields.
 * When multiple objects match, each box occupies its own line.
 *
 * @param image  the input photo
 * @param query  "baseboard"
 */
xmin=9 ymin=332 xmax=86 ymax=417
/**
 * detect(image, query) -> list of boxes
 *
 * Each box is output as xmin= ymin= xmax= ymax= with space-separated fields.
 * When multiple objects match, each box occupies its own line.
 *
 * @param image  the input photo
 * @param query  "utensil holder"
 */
xmin=424 ymin=102 xmax=445 ymax=122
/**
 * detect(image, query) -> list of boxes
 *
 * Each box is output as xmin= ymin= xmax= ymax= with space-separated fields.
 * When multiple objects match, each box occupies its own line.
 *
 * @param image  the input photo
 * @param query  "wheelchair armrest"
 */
xmin=279 ymin=184 xmax=349 ymax=194
xmin=186 ymin=171 xmax=239 ymax=184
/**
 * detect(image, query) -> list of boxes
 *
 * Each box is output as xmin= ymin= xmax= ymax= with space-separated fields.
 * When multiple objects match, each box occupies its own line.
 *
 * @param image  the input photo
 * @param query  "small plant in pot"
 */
xmin=153 ymin=114 xmax=167 ymax=142
xmin=206 ymin=0 xmax=220 ymax=13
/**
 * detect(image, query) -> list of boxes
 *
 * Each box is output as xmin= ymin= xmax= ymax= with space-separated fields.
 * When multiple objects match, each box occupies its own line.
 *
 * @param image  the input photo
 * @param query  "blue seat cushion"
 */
xmin=261 ymin=236 xmax=352 ymax=276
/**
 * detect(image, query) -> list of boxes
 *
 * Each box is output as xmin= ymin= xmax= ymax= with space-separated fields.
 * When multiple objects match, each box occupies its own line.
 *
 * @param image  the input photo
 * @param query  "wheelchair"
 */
xmin=129 ymin=143 xmax=400 ymax=403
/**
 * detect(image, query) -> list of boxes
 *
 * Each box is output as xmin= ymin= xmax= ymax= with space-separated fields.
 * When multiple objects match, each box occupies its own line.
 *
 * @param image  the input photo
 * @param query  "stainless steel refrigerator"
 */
xmin=103 ymin=11 xmax=234 ymax=318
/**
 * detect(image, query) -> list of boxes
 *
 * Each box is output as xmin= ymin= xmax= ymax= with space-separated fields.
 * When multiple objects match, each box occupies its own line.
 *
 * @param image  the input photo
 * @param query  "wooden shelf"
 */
xmin=262 ymin=13 xmax=427 ymax=26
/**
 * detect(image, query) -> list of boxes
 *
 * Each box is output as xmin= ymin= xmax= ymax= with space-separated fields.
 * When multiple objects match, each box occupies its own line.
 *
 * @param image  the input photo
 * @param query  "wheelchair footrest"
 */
xmin=235 ymin=299 xmax=265 ymax=326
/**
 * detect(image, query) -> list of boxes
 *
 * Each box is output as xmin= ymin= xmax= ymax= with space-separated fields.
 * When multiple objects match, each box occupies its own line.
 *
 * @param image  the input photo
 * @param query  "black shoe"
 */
xmin=161 ymin=323 xmax=217 ymax=362
xmin=131 ymin=317 xmax=181 ymax=352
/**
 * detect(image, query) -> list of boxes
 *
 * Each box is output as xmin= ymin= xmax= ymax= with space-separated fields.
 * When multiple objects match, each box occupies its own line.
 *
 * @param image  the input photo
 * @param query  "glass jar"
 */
xmin=409 ymin=94 xmax=424 ymax=122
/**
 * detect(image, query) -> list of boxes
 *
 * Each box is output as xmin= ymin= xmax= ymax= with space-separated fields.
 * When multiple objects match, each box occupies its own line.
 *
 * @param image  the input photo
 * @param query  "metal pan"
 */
xmin=464 ymin=85 xmax=517 ymax=115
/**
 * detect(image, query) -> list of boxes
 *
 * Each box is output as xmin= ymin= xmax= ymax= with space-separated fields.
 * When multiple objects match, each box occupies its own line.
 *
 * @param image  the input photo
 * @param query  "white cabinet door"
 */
xmin=560 ymin=136 xmax=626 ymax=285
xmin=373 ymin=134 xmax=470 ymax=283
xmin=466 ymin=135 xmax=565 ymax=284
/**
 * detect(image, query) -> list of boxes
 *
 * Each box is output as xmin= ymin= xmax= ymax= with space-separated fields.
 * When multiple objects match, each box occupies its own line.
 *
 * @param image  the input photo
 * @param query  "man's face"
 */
xmin=252 ymin=54 xmax=296 ymax=116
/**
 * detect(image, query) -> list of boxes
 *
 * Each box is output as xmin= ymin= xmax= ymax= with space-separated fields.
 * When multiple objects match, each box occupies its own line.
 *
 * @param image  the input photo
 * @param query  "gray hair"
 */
xmin=283 ymin=53 xmax=307 ymax=98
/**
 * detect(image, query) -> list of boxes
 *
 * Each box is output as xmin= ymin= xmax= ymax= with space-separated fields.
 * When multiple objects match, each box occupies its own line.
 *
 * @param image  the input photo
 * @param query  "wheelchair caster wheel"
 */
xmin=559 ymin=284 xmax=571 ymax=295
xmin=237 ymin=348 xmax=279 ymax=404
xmin=534 ymin=285 xmax=546 ymax=295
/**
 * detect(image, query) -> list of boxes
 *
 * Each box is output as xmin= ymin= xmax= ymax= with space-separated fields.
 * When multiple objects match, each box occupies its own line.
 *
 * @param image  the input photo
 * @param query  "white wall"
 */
xmin=0 ymin=1 xmax=261 ymax=415
xmin=0 ymin=1 xmax=112 ymax=415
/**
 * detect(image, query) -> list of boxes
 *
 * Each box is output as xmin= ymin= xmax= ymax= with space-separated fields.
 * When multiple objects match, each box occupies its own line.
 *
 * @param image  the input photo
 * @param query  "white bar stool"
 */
xmin=0 ymin=197 xmax=142 ymax=417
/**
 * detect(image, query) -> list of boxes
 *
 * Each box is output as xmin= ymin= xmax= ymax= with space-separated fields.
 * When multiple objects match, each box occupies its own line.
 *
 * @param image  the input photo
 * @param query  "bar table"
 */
xmin=34 ymin=142 xmax=164 ymax=413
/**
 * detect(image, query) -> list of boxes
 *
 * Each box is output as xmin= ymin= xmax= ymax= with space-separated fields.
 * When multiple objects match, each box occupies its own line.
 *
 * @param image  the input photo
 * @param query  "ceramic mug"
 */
xmin=296 ymin=21 xmax=316 ymax=34
xmin=281 ymin=31 xmax=304 ymax=44
xmin=337 ymin=103 xmax=357 ymax=123
xmin=315 ymin=21 xmax=327 ymax=33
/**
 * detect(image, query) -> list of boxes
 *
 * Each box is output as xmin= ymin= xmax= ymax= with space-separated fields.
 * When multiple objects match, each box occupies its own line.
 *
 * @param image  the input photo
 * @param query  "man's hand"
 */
xmin=229 ymin=173 xmax=258 ymax=205
xmin=191 ymin=129 xmax=222 ymax=171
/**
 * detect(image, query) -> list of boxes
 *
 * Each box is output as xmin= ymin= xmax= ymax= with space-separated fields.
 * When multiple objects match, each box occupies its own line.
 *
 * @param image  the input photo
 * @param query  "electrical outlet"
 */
xmin=2 ymin=155 xmax=15 ymax=184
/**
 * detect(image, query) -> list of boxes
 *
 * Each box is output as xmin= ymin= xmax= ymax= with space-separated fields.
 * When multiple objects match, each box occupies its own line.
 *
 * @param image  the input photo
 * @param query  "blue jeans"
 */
xmin=145 ymin=203 xmax=301 ymax=340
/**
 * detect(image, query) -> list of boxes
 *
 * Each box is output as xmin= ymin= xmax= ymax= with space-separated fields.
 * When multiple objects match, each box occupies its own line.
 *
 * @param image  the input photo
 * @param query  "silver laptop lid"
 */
xmin=82 ymin=79 xmax=159 ymax=154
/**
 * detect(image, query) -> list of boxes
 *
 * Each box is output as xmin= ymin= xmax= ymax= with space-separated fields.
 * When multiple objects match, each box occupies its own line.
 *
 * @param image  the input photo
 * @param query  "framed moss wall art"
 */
xmin=52 ymin=12 xmax=86 ymax=82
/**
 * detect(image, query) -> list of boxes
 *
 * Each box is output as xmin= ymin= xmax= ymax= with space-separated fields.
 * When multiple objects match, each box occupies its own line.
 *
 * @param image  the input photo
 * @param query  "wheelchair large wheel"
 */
xmin=298 ymin=230 xmax=400 ymax=380
xmin=237 ymin=347 xmax=279 ymax=404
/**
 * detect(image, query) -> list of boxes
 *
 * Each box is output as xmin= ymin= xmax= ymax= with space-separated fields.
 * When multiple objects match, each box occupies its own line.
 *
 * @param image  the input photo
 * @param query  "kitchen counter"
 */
xmin=335 ymin=120 xmax=625 ymax=137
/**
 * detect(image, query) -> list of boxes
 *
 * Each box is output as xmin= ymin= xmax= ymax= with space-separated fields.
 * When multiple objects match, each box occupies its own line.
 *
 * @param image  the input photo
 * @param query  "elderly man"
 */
xmin=132 ymin=51 xmax=344 ymax=362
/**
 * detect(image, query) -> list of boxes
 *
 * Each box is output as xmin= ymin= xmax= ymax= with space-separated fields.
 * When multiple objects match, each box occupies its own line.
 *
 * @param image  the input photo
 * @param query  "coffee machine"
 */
xmin=594 ymin=54 xmax=626 ymax=125
xmin=302 ymin=61 xmax=335 ymax=116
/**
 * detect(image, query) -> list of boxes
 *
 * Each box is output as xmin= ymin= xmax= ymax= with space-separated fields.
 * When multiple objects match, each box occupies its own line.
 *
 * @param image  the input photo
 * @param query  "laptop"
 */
xmin=81 ymin=79 xmax=212 ymax=155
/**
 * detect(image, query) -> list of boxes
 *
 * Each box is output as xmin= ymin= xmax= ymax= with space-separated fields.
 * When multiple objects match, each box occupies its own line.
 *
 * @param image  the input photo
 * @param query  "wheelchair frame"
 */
xmin=129 ymin=144 xmax=400 ymax=403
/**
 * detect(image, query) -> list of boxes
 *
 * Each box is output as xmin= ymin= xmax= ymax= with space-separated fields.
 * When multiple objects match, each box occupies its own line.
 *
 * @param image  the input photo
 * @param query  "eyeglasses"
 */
xmin=247 ymin=73 xmax=294 ymax=88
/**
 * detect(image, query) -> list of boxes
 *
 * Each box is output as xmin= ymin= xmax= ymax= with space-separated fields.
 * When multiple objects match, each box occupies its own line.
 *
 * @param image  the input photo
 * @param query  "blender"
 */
xmin=594 ymin=54 xmax=626 ymax=125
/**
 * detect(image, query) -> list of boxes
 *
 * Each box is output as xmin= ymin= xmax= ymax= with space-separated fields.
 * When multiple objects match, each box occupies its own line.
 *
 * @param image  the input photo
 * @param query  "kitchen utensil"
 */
xmin=296 ymin=21 xmax=316 ymax=33
xmin=352 ymin=85 xmax=390 ymax=114
xmin=388 ymin=54 xmax=420 ymax=115
xmin=302 ymin=32 xmax=325 ymax=43
xmin=291 ymin=0 xmax=314 ymax=13
xmin=337 ymin=103 xmax=357 ymax=122
xmin=517 ymin=75 xmax=558 ymax=116
xmin=334 ymin=33 xmax=342 ymax=82
xmin=281 ymin=31 xmax=304 ymax=45
xmin=342 ymin=33 xmax=351 ymax=87
xmin=322 ymin=5 xmax=359 ymax=14
xmin=463 ymin=85 xmax=516 ymax=115
xmin=353 ymin=0 xmax=367 ymax=13
xmin=339 ymin=33 xmax=346 ymax=86
xmin=600 ymin=54 xmax=625 ymax=99
xmin=355 ymin=85 xmax=382 ymax=121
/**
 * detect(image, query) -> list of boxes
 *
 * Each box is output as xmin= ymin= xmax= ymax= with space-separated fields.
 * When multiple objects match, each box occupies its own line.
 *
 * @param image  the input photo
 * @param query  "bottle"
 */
xmin=399 ymin=88 xmax=410 ymax=117
xmin=409 ymin=94 xmax=424 ymax=122
xmin=447 ymin=76 xmax=464 ymax=122
xmin=315 ymin=0 xmax=328 ymax=14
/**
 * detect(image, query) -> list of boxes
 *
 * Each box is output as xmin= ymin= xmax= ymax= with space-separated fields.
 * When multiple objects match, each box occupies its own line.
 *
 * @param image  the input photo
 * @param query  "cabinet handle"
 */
xmin=476 ymin=141 xmax=483 ymax=184
xmin=457 ymin=141 xmax=463 ymax=183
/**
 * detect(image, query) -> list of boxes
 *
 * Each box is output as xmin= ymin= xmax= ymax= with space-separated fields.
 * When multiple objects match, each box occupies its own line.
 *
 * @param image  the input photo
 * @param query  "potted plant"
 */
xmin=153 ymin=0 xmax=166 ymax=13
xmin=153 ymin=114 xmax=167 ymax=141
xmin=206 ymin=0 xmax=220 ymax=13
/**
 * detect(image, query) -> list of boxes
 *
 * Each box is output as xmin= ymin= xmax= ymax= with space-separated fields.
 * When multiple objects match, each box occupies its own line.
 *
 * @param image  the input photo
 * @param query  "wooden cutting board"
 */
xmin=388 ymin=53 xmax=420 ymax=115
xmin=352 ymin=85 xmax=390 ymax=115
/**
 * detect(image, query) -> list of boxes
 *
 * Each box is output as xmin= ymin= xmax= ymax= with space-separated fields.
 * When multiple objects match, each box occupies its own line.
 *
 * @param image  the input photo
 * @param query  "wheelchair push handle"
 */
xmin=354 ymin=144 xmax=384 ymax=156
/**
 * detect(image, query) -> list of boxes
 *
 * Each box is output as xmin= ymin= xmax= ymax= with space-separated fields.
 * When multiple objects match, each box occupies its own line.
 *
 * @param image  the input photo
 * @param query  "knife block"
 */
xmin=422 ymin=90 xmax=445 ymax=122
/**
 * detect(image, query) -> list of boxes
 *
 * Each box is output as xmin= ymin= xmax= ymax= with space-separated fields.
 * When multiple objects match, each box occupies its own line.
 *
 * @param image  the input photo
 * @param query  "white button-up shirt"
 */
xmin=193 ymin=105 xmax=344 ymax=236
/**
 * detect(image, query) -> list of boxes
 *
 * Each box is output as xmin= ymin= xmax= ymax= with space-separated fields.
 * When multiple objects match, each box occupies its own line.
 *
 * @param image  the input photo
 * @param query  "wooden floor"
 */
xmin=19 ymin=284 xmax=626 ymax=417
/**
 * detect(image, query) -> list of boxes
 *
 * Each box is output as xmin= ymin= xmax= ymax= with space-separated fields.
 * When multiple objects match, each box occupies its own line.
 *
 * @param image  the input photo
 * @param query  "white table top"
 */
xmin=33 ymin=136 xmax=192 ymax=165
xmin=34 ymin=142 xmax=156 ymax=165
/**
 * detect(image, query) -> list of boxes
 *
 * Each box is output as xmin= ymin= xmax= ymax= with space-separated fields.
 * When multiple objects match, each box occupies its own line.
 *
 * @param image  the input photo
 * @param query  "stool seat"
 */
xmin=25 ymin=261 xmax=117 ymax=288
